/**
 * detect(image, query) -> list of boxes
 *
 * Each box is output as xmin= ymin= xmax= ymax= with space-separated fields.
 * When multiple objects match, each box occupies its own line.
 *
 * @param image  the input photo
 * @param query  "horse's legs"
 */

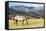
xmin=22 ymin=19 xmax=25 ymax=25
xmin=13 ymin=18 xmax=16 ymax=24
xmin=26 ymin=19 xmax=28 ymax=24
xmin=13 ymin=19 xmax=18 ymax=26
xmin=16 ymin=20 xmax=18 ymax=26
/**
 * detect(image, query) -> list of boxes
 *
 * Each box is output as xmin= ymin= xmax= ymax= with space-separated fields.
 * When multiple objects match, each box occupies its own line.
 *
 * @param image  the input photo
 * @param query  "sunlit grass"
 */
xmin=9 ymin=18 xmax=44 ymax=29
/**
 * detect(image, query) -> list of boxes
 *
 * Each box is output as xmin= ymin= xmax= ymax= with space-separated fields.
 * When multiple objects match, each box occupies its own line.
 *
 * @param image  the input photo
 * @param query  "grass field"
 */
xmin=9 ymin=18 xmax=44 ymax=29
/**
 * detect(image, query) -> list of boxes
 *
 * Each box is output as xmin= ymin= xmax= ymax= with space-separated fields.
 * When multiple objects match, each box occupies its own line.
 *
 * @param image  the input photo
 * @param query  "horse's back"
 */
xmin=14 ymin=16 xmax=25 ymax=20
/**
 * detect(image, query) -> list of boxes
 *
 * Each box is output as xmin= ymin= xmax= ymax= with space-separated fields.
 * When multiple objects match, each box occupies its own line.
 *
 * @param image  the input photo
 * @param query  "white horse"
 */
xmin=13 ymin=15 xmax=28 ymax=25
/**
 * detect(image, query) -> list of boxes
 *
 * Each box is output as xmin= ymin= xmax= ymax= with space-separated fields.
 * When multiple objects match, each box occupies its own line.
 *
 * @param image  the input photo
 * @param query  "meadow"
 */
xmin=9 ymin=17 xmax=44 ymax=29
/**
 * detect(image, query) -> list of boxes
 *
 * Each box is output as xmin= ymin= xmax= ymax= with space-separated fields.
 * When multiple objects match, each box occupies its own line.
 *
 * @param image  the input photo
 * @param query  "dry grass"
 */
xmin=9 ymin=18 xmax=44 ymax=29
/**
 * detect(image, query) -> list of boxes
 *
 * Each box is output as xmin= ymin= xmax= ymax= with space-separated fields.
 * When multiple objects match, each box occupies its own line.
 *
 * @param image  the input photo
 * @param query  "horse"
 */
xmin=9 ymin=15 xmax=28 ymax=25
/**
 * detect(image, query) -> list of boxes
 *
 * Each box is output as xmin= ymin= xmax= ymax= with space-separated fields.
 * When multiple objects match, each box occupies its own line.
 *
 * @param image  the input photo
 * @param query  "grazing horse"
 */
xmin=12 ymin=15 xmax=28 ymax=25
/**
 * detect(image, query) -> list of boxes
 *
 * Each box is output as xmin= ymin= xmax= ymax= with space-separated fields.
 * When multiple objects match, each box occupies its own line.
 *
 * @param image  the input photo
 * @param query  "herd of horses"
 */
xmin=9 ymin=15 xmax=41 ymax=26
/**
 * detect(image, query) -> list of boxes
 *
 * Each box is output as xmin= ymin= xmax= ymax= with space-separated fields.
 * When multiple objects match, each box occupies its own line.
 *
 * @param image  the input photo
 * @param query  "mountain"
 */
xmin=9 ymin=5 xmax=45 ymax=18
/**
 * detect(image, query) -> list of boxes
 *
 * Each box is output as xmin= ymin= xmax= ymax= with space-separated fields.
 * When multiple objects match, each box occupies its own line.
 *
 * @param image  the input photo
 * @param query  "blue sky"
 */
xmin=9 ymin=2 xmax=44 ymax=17
xmin=9 ymin=2 xmax=44 ymax=7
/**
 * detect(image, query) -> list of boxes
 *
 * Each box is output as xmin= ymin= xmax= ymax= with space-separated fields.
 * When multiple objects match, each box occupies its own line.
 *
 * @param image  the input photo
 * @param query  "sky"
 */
xmin=9 ymin=2 xmax=45 ymax=17
xmin=9 ymin=2 xmax=44 ymax=7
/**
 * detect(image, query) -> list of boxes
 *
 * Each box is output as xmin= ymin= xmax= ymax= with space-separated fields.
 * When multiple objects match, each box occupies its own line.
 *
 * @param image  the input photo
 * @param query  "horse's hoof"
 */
xmin=16 ymin=24 xmax=18 ymax=26
xmin=14 ymin=23 xmax=15 ymax=24
xmin=26 ymin=23 xmax=28 ymax=25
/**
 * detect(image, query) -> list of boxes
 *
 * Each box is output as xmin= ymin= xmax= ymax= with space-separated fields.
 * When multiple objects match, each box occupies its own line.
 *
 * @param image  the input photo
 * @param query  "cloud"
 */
xmin=9 ymin=2 xmax=45 ymax=17
xmin=9 ymin=2 xmax=44 ymax=7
